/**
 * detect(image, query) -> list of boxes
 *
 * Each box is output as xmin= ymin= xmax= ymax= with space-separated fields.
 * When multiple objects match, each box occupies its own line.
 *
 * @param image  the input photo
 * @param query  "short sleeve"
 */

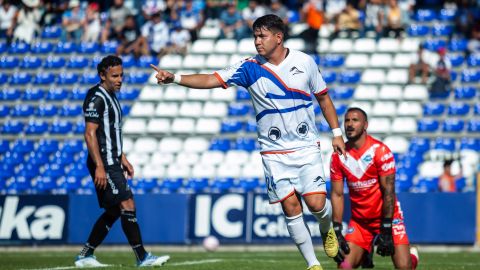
xmin=84 ymin=95 xmax=105 ymax=124
xmin=307 ymin=57 xmax=327 ymax=95
xmin=330 ymin=153 xmax=344 ymax=181
xmin=214 ymin=58 xmax=252 ymax=89
xmin=374 ymin=144 xmax=396 ymax=176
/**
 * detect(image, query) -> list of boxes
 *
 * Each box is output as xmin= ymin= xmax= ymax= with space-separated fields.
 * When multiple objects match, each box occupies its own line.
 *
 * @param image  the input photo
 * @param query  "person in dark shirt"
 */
xmin=117 ymin=15 xmax=148 ymax=58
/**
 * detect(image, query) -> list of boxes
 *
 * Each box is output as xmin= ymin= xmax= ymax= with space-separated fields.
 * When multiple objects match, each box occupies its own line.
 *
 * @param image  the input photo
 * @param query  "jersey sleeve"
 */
xmin=330 ymin=153 xmax=344 ymax=181
xmin=308 ymin=57 xmax=328 ymax=95
xmin=84 ymin=95 xmax=104 ymax=124
xmin=374 ymin=143 xmax=396 ymax=176
xmin=214 ymin=58 xmax=252 ymax=89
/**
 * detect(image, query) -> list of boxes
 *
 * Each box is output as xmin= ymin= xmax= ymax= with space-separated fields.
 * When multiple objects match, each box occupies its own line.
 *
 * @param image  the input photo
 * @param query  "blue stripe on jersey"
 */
xmin=256 ymin=102 xmax=313 ymax=121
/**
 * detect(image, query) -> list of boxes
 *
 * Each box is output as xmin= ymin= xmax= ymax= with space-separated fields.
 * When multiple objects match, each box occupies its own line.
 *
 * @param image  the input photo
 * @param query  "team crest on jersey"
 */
xmin=363 ymin=155 xmax=372 ymax=162
xmin=314 ymin=176 xmax=325 ymax=186
xmin=268 ymin=127 xmax=281 ymax=141
xmin=290 ymin=66 xmax=304 ymax=75
xmin=296 ymin=122 xmax=309 ymax=137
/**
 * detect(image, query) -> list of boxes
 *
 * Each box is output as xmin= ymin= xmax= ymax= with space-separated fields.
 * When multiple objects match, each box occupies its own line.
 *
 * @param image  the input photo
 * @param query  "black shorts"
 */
xmin=87 ymin=157 xmax=133 ymax=209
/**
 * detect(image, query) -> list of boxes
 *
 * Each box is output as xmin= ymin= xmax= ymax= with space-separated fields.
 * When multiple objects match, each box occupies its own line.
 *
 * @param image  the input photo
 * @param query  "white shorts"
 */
xmin=261 ymin=145 xmax=327 ymax=204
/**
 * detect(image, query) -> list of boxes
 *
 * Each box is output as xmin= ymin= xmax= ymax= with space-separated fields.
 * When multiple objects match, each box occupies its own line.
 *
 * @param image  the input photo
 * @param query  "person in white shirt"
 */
xmin=0 ymin=0 xmax=17 ymax=44
xmin=150 ymin=14 xmax=346 ymax=270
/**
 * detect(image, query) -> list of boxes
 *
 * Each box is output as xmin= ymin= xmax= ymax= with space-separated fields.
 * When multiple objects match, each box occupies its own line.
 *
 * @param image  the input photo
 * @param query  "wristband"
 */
xmin=381 ymin=218 xmax=393 ymax=233
xmin=173 ymin=73 xmax=182 ymax=84
xmin=332 ymin=128 xmax=343 ymax=137
xmin=333 ymin=221 xmax=342 ymax=232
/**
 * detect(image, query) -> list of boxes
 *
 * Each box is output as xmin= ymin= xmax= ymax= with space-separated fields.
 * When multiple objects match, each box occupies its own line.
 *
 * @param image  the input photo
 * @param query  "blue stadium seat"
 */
xmin=51 ymin=151 xmax=74 ymax=165
xmin=34 ymin=72 xmax=56 ymax=85
xmin=423 ymin=102 xmax=445 ymax=116
xmin=395 ymin=171 xmax=412 ymax=192
xmin=26 ymin=151 xmax=49 ymax=166
xmin=137 ymin=55 xmax=158 ymax=68
xmin=475 ymin=103 xmax=480 ymax=115
xmin=448 ymin=39 xmax=467 ymax=52
xmin=442 ymin=118 xmax=464 ymax=132
xmin=439 ymin=8 xmax=456 ymax=21
xmin=43 ymin=164 xmax=65 ymax=179
xmin=10 ymin=176 xmax=33 ymax=193
xmin=67 ymin=56 xmax=89 ymax=69
xmin=460 ymin=137 xmax=480 ymax=151
xmin=11 ymin=104 xmax=35 ymax=117
xmin=447 ymin=102 xmax=470 ymax=116
xmin=72 ymin=87 xmax=88 ymax=100
xmin=16 ymin=163 xmax=40 ymax=178
xmin=423 ymin=39 xmax=447 ymax=51
xmin=417 ymin=119 xmax=439 ymax=132
xmin=322 ymin=70 xmax=336 ymax=84
xmin=407 ymin=24 xmax=429 ymax=36
xmin=236 ymin=87 xmax=250 ymax=100
xmin=77 ymin=42 xmax=99 ymax=54
xmin=434 ymin=137 xmax=456 ymax=151
xmin=8 ymin=42 xmax=30 ymax=54
xmin=1 ymin=120 xmax=24 ymax=134
xmin=31 ymin=41 xmax=54 ymax=54
xmin=0 ymin=56 xmax=19 ymax=68
xmin=467 ymin=54 xmax=480 ymax=67
xmin=287 ymin=10 xmax=300 ymax=23
xmin=100 ymin=41 xmax=119 ymax=54
xmin=1 ymin=88 xmax=21 ymax=101
xmin=50 ymin=120 xmax=73 ymax=134
xmin=0 ymin=42 xmax=6 ymax=53
xmin=10 ymin=72 xmax=32 ymax=85
xmin=209 ymin=138 xmax=231 ymax=151
xmin=340 ymin=70 xmax=361 ymax=84
xmin=415 ymin=177 xmax=439 ymax=192
xmin=335 ymin=103 xmax=348 ymax=116
xmin=12 ymin=139 xmax=34 ymax=153
xmin=46 ymin=88 xmax=69 ymax=101
xmin=228 ymin=103 xmax=251 ymax=116
xmin=414 ymin=9 xmax=437 ymax=22
xmin=36 ymin=176 xmax=58 ymax=193
xmin=461 ymin=69 xmax=480 ymax=83
xmin=221 ymin=119 xmax=243 ymax=133
xmin=62 ymin=139 xmax=84 ymax=153
xmin=467 ymin=119 xmax=480 ymax=132
xmin=0 ymin=163 xmax=14 ymax=178
xmin=431 ymin=24 xmax=453 ymax=36
xmin=454 ymin=86 xmax=476 ymax=99
xmin=20 ymin=56 xmax=42 ymax=69
xmin=447 ymin=54 xmax=464 ymax=67
xmin=313 ymin=104 xmax=321 ymax=116
xmin=25 ymin=120 xmax=49 ymax=134
xmin=233 ymin=137 xmax=257 ymax=151
xmin=210 ymin=177 xmax=234 ymax=192
xmin=63 ymin=176 xmax=83 ymax=192
xmin=121 ymin=55 xmax=136 ymax=68
xmin=322 ymin=54 xmax=345 ymax=68
xmin=23 ymin=88 xmax=45 ymax=101
xmin=121 ymin=104 xmax=131 ymax=116
xmin=331 ymin=87 xmax=354 ymax=100
xmin=41 ymin=25 xmax=62 ymax=39
xmin=118 ymin=88 xmax=140 ymax=100
xmin=80 ymin=72 xmax=98 ymax=85
xmin=36 ymin=104 xmax=58 ymax=117
xmin=244 ymin=119 xmax=257 ymax=133
xmin=59 ymin=104 xmax=82 ymax=117
xmin=455 ymin=177 xmax=466 ymax=191
xmin=67 ymin=163 xmax=89 ymax=178
xmin=316 ymin=122 xmax=331 ymax=132
xmin=44 ymin=56 xmax=66 ymax=69
xmin=2 ymin=151 xmax=24 ymax=166
xmin=235 ymin=177 xmax=260 ymax=192
xmin=0 ymin=139 xmax=10 ymax=153
xmin=160 ymin=178 xmax=183 ymax=192
xmin=125 ymin=72 xmax=149 ymax=84
xmin=0 ymin=104 xmax=9 ymax=117
xmin=57 ymin=72 xmax=79 ymax=85
xmin=185 ymin=177 xmax=209 ymax=192
xmin=55 ymin=42 xmax=77 ymax=54
xmin=37 ymin=140 xmax=59 ymax=153
xmin=0 ymin=73 xmax=7 ymax=84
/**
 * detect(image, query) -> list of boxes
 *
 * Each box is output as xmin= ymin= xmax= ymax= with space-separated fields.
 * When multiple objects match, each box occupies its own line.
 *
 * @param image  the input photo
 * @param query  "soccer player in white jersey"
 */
xmin=151 ymin=14 xmax=346 ymax=270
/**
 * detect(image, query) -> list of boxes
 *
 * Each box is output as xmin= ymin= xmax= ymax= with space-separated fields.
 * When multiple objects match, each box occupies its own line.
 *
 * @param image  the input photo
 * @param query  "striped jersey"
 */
xmin=214 ymin=49 xmax=328 ymax=152
xmin=83 ymin=84 xmax=123 ymax=166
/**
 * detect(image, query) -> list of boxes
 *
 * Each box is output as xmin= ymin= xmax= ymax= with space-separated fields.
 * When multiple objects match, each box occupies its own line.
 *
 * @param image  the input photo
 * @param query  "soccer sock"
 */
xmin=311 ymin=198 xmax=333 ymax=234
xmin=410 ymin=253 xmax=418 ymax=269
xmin=285 ymin=213 xmax=320 ymax=268
xmin=120 ymin=210 xmax=147 ymax=262
xmin=80 ymin=209 xmax=120 ymax=256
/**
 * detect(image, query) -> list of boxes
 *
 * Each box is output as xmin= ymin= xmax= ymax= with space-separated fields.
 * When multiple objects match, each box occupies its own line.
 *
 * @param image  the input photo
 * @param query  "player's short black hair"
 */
xmin=443 ymin=159 xmax=453 ymax=167
xmin=346 ymin=107 xmax=368 ymax=121
xmin=97 ymin=55 xmax=122 ymax=77
xmin=252 ymin=14 xmax=286 ymax=37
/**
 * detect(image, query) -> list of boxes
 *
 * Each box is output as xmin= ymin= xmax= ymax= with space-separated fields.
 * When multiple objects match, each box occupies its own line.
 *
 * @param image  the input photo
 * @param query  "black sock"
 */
xmin=80 ymin=208 xmax=120 ymax=256
xmin=121 ymin=210 xmax=147 ymax=261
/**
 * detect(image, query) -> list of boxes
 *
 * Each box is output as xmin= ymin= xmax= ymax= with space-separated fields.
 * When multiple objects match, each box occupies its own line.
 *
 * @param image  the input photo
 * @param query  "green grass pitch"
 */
xmin=0 ymin=249 xmax=479 ymax=269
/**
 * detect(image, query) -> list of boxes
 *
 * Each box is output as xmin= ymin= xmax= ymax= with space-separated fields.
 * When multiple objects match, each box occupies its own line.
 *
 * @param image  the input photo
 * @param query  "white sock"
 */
xmin=311 ymin=199 xmax=332 ymax=234
xmin=285 ymin=213 xmax=320 ymax=268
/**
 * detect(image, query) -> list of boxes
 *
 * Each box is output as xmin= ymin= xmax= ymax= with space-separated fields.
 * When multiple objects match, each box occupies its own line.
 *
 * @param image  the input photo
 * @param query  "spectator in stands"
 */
xmin=329 ymin=3 xmax=361 ymax=40
xmin=142 ymin=0 xmax=167 ymax=22
xmin=242 ymin=0 xmax=266 ymax=34
xmin=362 ymin=0 xmax=385 ymax=40
xmin=82 ymin=2 xmax=101 ymax=43
xmin=429 ymin=47 xmax=452 ymax=98
xmin=269 ymin=0 xmax=289 ymax=25
xmin=179 ymin=0 xmax=203 ymax=42
xmin=141 ymin=11 xmax=170 ymax=57
xmin=41 ymin=0 xmax=68 ymax=26
xmin=117 ymin=15 xmax=149 ymax=58
xmin=467 ymin=23 xmax=480 ymax=57
xmin=219 ymin=2 xmax=247 ymax=40
xmin=383 ymin=0 xmax=405 ymax=39
xmin=0 ymin=0 xmax=17 ymax=45
xmin=299 ymin=0 xmax=324 ymax=54
xmin=13 ymin=0 xmax=43 ymax=44
xmin=166 ymin=22 xmax=191 ymax=56
xmin=439 ymin=159 xmax=462 ymax=192
xmin=61 ymin=0 xmax=84 ymax=42
xmin=408 ymin=44 xmax=431 ymax=84
xmin=455 ymin=0 xmax=475 ymax=39
xmin=205 ymin=0 xmax=230 ymax=19
xmin=101 ymin=0 xmax=132 ymax=43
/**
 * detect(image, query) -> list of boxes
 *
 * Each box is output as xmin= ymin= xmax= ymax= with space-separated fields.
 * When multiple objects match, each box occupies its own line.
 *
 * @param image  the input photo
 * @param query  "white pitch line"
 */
xmin=20 ymin=265 xmax=113 ymax=270
xmin=170 ymin=259 xmax=223 ymax=266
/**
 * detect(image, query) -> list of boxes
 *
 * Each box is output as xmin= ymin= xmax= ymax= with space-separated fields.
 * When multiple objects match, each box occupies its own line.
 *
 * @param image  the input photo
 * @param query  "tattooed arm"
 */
xmin=379 ymin=173 xmax=396 ymax=218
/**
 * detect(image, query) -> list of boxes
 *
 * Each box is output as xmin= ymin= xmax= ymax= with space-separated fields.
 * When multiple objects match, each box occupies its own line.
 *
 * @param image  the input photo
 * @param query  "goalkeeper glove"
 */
xmin=375 ymin=218 xmax=395 ymax=257
xmin=332 ymin=221 xmax=350 ymax=263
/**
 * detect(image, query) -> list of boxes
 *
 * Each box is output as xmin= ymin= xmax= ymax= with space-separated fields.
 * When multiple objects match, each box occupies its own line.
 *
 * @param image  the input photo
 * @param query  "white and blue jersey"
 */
xmin=214 ymin=49 xmax=328 ymax=152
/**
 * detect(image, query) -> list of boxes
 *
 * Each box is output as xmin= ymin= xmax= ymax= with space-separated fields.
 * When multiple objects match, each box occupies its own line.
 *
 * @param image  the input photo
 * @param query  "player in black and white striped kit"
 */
xmin=75 ymin=55 xmax=169 ymax=268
